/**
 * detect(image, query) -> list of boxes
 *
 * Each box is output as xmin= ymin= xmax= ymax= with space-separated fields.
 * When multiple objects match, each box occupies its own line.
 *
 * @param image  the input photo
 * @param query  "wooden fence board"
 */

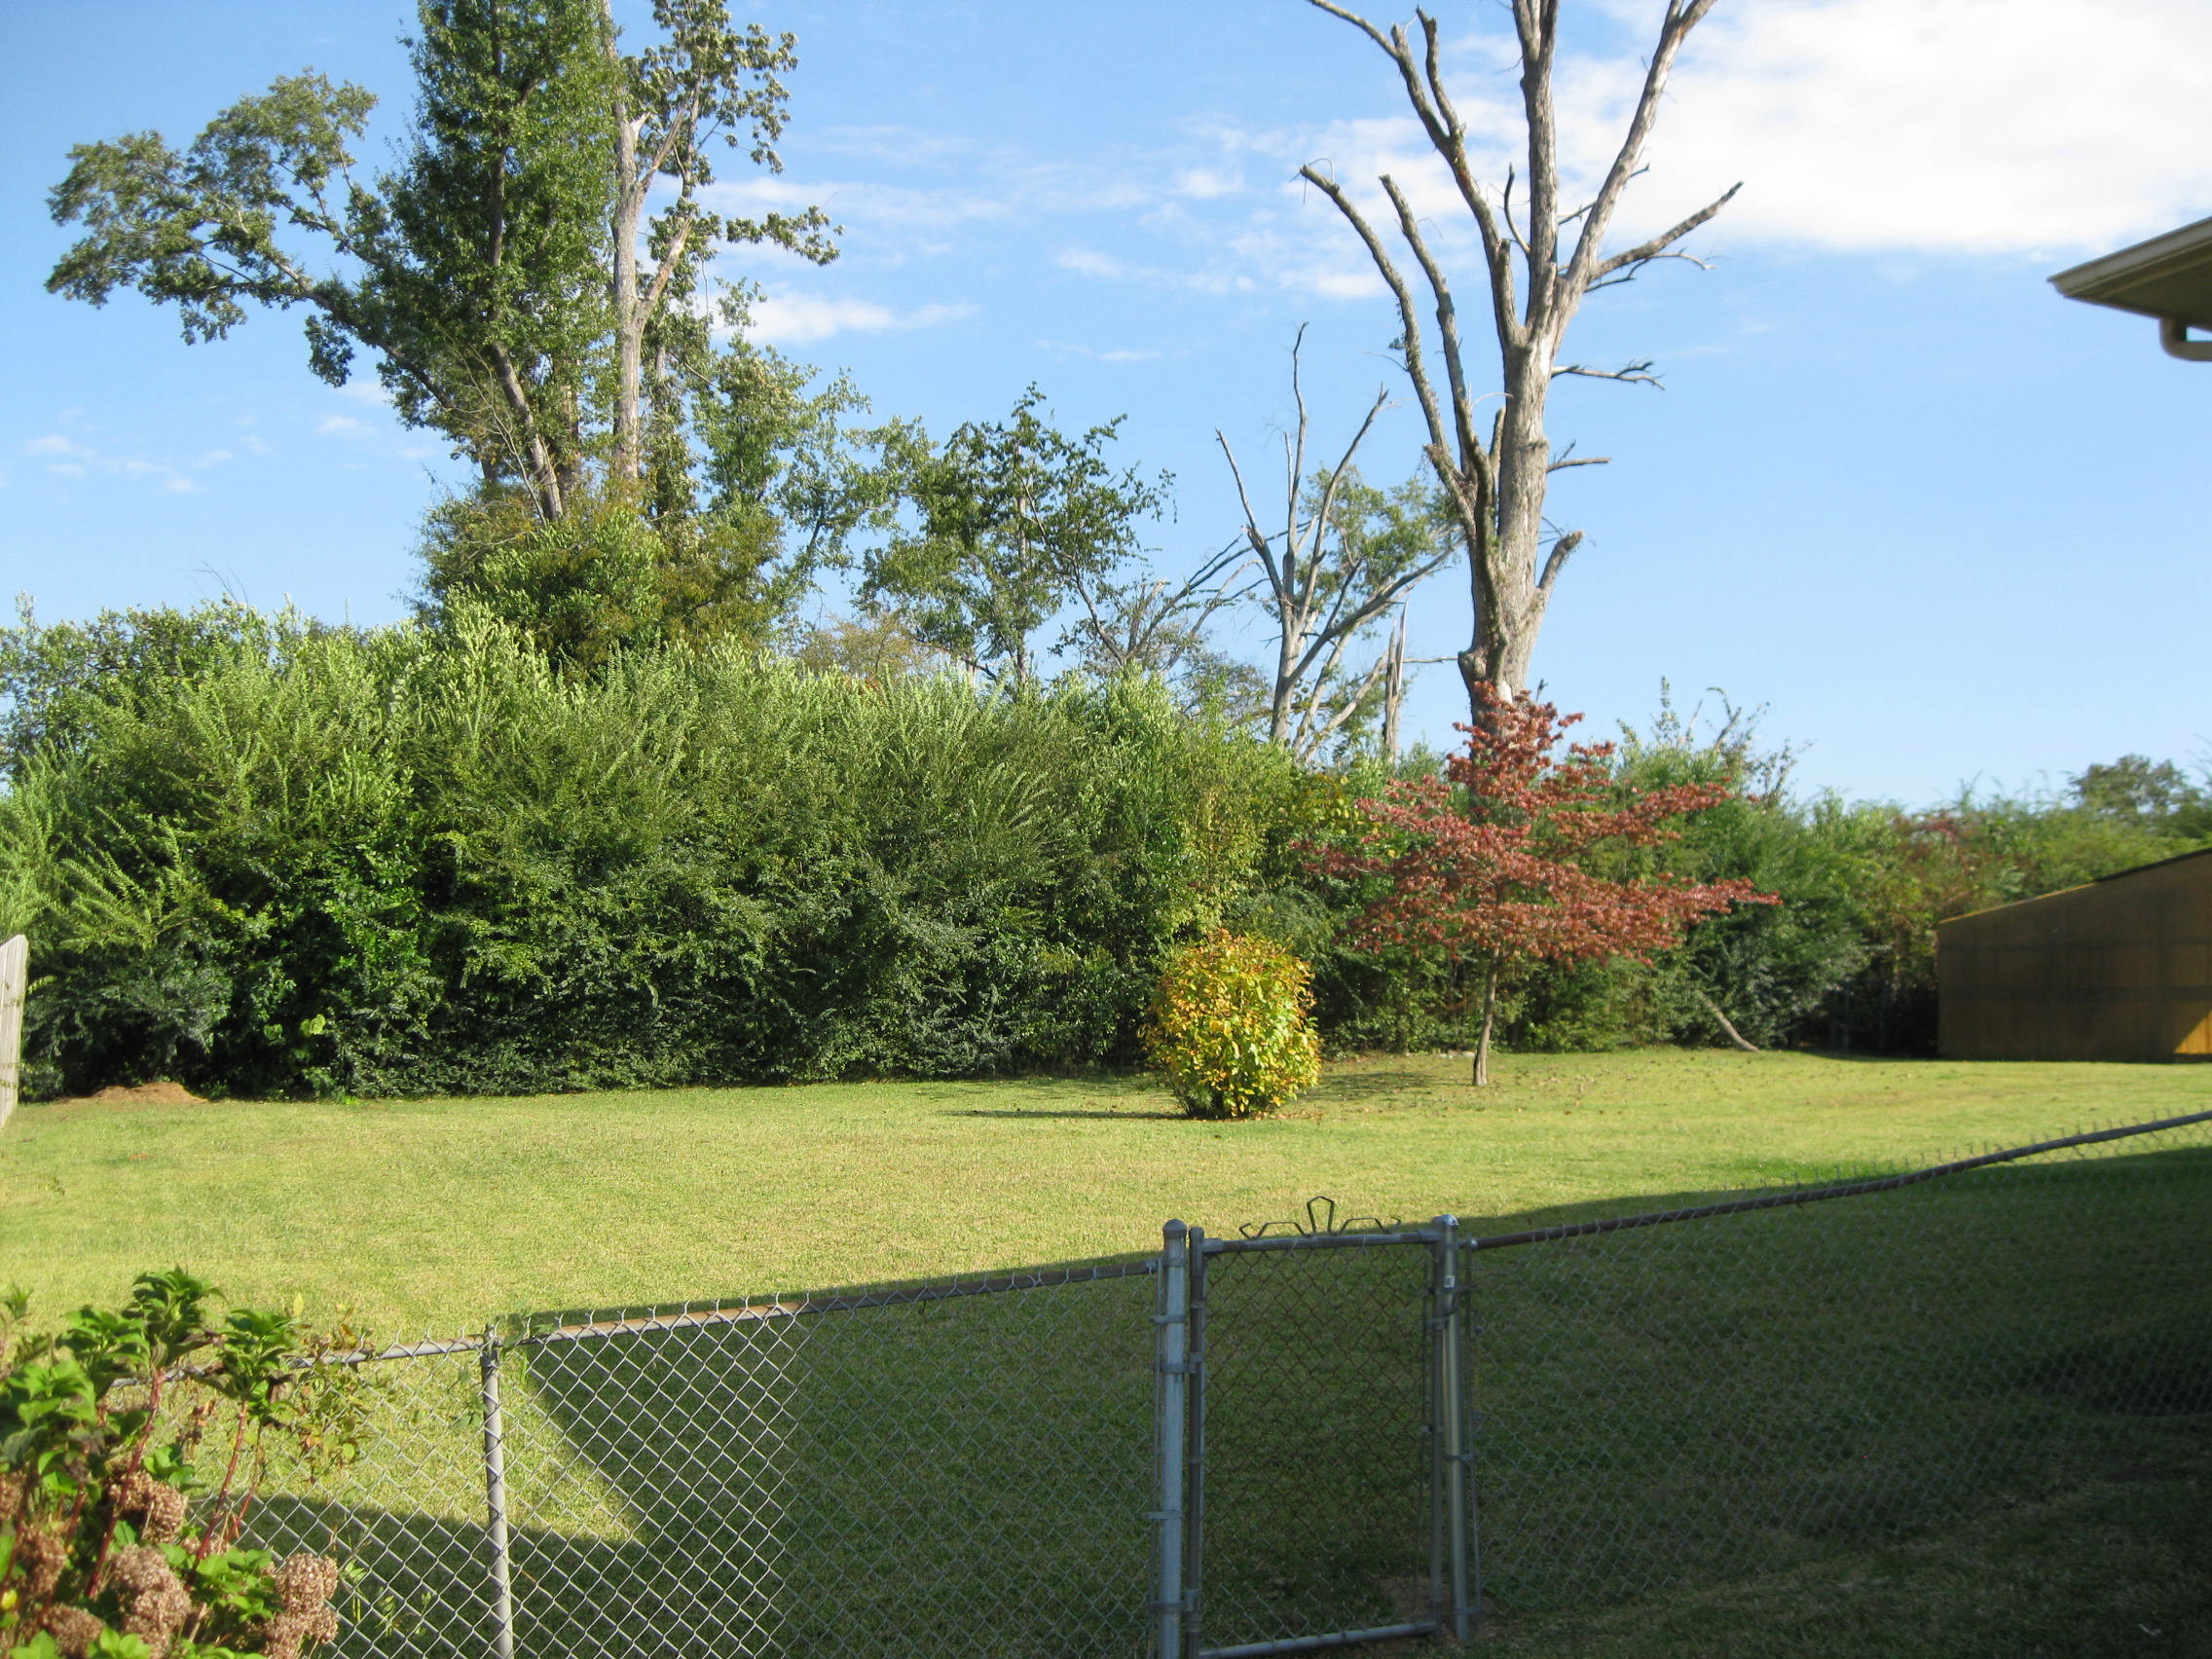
xmin=0 ymin=934 xmax=25 ymax=1128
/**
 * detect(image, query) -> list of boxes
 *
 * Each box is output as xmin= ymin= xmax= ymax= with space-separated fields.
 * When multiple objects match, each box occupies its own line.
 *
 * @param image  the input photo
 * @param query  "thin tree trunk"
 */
xmin=1473 ymin=952 xmax=1502 ymax=1087
xmin=487 ymin=343 xmax=564 ymax=520
xmin=603 ymin=0 xmax=644 ymax=481
xmin=1693 ymin=985 xmax=1759 ymax=1052
xmin=1381 ymin=607 xmax=1406 ymax=763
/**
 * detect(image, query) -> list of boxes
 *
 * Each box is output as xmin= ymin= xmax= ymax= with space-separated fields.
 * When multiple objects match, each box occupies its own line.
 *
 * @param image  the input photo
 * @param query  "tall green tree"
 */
xmin=863 ymin=389 xmax=1169 ymax=687
xmin=47 ymin=0 xmax=836 ymax=523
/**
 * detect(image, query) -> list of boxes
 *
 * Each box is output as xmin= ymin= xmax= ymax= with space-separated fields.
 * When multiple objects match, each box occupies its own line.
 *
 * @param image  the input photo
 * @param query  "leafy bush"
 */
xmin=0 ymin=607 xmax=1299 ymax=1097
xmin=1144 ymin=931 xmax=1321 ymax=1120
xmin=0 ymin=1273 xmax=367 ymax=1659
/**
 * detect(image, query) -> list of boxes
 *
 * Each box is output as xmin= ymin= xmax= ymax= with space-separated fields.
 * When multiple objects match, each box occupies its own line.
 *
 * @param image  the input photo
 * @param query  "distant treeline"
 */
xmin=3 ymin=604 xmax=2204 ymax=1098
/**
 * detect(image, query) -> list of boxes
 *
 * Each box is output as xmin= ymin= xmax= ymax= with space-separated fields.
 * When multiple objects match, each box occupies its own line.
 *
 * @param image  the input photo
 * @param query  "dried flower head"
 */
xmin=259 ymin=1607 xmax=307 ymax=1659
xmin=42 ymin=1605 xmax=107 ymax=1659
xmin=120 ymin=1577 xmax=193 ymax=1656
xmin=105 ymin=1543 xmax=179 ymax=1597
xmin=110 ymin=1469 xmax=190 ymax=1546
xmin=272 ymin=1552 xmax=341 ymax=1612
xmin=16 ymin=1524 xmax=67 ymax=1599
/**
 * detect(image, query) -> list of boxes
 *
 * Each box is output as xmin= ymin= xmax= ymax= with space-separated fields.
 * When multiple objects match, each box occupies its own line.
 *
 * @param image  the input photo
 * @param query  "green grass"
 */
xmin=3 ymin=1049 xmax=2206 ymax=1333
xmin=1456 ymin=1441 xmax=2212 ymax=1657
xmin=5 ymin=1050 xmax=2207 ymax=1658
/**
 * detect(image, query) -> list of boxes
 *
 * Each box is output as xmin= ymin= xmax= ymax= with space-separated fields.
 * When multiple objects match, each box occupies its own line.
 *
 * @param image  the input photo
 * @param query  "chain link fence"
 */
xmin=234 ymin=1109 xmax=2210 ymax=1659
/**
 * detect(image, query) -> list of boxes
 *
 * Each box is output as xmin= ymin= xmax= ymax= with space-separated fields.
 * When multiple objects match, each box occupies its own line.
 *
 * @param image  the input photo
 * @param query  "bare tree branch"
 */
xmin=1536 ymin=528 xmax=1582 ymax=594
xmin=1298 ymin=167 xmax=1453 ymax=463
xmin=1594 ymin=183 xmax=1742 ymax=280
xmin=1552 ymin=359 xmax=1660 ymax=387
xmin=1559 ymin=0 xmax=1721 ymax=302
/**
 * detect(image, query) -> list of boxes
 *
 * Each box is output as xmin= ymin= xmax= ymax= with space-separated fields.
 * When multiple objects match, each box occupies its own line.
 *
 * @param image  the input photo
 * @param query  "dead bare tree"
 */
xmin=1057 ymin=537 xmax=1258 ymax=706
xmin=1219 ymin=331 xmax=1456 ymax=764
xmin=1303 ymin=0 xmax=1738 ymax=726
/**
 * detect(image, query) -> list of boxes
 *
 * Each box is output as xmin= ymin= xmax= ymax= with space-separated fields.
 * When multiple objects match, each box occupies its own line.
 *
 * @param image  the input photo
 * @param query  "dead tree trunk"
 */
xmin=1304 ymin=0 xmax=1738 ymax=727
xmin=1380 ymin=608 xmax=1407 ymax=764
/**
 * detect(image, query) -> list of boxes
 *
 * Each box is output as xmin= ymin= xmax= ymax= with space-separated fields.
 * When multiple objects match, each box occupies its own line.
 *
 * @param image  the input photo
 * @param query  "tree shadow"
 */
xmin=251 ymin=1271 xmax=1161 ymax=1659
xmin=959 ymin=1106 xmax=1184 ymax=1121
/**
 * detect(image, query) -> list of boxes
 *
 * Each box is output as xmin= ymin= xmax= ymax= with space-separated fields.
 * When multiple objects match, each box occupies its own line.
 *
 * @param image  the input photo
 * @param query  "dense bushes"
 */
xmin=1 ymin=607 xmax=1298 ymax=1097
xmin=5 ymin=604 xmax=2205 ymax=1095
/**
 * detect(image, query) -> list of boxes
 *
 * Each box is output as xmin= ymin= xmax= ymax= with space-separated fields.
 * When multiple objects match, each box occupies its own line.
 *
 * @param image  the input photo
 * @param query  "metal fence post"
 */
xmin=1432 ymin=1216 xmax=1473 ymax=1641
xmin=480 ymin=1326 xmax=517 ymax=1659
xmin=1154 ymin=1221 xmax=1192 ymax=1659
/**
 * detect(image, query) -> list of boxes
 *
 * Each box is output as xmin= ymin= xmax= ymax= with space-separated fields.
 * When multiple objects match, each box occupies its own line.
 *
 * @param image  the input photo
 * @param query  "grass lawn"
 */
xmin=2 ymin=1048 xmax=2207 ymax=1333
xmin=1462 ymin=1441 xmax=2212 ymax=1657
xmin=4 ymin=1048 xmax=2206 ymax=1657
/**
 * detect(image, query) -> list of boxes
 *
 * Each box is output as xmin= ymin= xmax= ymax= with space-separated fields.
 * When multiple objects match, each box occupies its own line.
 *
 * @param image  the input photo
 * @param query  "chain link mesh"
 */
xmin=1193 ymin=1238 xmax=1437 ymax=1652
xmin=1464 ymin=1118 xmax=2212 ymax=1616
xmin=242 ymin=1344 xmax=495 ymax=1659
xmin=242 ymin=1266 xmax=1157 ymax=1659
xmin=222 ymin=1115 xmax=2206 ymax=1658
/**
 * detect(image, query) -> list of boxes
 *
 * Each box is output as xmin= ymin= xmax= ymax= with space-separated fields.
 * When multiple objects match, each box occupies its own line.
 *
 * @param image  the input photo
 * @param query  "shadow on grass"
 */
xmin=252 ymin=1271 xmax=1161 ymax=1659
xmin=242 ymin=1135 xmax=2211 ymax=1659
xmin=959 ymin=1107 xmax=1185 ymax=1120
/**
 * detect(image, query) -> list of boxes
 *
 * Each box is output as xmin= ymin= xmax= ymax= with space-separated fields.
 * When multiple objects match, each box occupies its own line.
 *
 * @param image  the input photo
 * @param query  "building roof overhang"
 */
xmin=2050 ymin=214 xmax=2212 ymax=331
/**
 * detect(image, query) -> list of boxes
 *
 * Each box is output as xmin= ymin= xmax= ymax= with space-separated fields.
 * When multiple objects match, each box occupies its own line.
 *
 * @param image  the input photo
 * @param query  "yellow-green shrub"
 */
xmin=1144 ymin=931 xmax=1321 ymax=1120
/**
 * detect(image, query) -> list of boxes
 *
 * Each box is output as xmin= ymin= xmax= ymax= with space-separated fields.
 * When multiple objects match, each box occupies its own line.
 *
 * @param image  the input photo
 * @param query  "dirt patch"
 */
xmin=55 ymin=1081 xmax=206 ymax=1107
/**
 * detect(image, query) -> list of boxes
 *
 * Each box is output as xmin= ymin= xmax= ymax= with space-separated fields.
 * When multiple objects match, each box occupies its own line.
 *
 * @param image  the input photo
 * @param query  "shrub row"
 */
xmin=1 ymin=614 xmax=1302 ymax=1097
xmin=5 ymin=605 xmax=2203 ymax=1096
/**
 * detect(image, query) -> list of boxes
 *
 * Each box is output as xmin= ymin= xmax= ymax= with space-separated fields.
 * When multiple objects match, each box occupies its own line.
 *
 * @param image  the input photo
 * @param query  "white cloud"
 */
xmin=1110 ymin=0 xmax=2212 ymax=305
xmin=1650 ymin=0 xmax=2212 ymax=254
xmin=1173 ymin=166 xmax=1244 ymax=201
xmin=1034 ymin=338 xmax=1167 ymax=363
xmin=317 ymin=414 xmax=368 ymax=437
xmin=1056 ymin=246 xmax=1132 ymax=279
xmin=22 ymin=428 xmax=229 ymax=491
xmin=335 ymin=380 xmax=393 ymax=406
xmin=747 ymin=292 xmax=977 ymax=345
xmin=1055 ymin=242 xmax=1259 ymax=296
xmin=1281 ymin=0 xmax=2212 ymax=261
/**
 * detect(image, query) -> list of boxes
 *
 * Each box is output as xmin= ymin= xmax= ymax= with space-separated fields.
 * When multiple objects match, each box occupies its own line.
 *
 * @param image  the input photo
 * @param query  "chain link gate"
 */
xmin=1152 ymin=1212 xmax=1476 ymax=1659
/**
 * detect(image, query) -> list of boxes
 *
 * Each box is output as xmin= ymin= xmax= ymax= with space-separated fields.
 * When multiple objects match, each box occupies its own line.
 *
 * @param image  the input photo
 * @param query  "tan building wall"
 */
xmin=1937 ymin=848 xmax=2212 ymax=1062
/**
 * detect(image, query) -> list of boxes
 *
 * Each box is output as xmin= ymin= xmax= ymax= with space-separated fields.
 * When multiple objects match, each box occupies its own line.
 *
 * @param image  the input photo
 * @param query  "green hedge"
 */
xmin=1 ymin=613 xmax=1298 ymax=1097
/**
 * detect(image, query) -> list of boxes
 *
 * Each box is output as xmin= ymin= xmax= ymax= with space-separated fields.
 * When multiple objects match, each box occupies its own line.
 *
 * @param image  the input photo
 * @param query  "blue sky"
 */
xmin=3 ymin=0 xmax=2209 ymax=805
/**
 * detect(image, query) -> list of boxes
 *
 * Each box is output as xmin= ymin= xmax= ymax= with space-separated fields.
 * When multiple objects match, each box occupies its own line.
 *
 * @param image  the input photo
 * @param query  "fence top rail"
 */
xmin=1464 ymin=1107 xmax=2212 ymax=1254
xmin=1204 ymin=1228 xmax=1441 ymax=1257
xmin=507 ymin=1252 xmax=1160 ymax=1349
xmin=216 ymin=1253 xmax=1161 ymax=1374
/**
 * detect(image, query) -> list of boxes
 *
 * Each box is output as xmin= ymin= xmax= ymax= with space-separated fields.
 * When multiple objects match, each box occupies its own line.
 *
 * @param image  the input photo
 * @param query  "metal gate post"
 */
xmin=1154 ymin=1222 xmax=1193 ymax=1659
xmin=480 ymin=1327 xmax=517 ymax=1659
xmin=1431 ymin=1217 xmax=1473 ymax=1641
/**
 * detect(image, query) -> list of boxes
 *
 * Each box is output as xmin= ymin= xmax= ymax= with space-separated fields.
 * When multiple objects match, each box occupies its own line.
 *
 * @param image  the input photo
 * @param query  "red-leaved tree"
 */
xmin=1308 ymin=687 xmax=1776 ymax=1085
